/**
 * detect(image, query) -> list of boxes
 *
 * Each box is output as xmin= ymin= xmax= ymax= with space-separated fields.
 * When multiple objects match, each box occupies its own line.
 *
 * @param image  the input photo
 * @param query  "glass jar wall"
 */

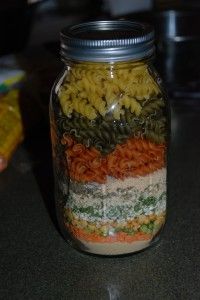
xmin=50 ymin=21 xmax=168 ymax=256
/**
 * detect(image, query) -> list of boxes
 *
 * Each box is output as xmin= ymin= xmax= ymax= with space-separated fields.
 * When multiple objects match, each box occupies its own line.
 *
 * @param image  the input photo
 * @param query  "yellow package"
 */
xmin=0 ymin=90 xmax=24 ymax=171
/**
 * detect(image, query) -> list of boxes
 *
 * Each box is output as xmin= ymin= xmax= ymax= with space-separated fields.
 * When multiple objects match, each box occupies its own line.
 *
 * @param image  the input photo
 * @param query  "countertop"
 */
xmin=1 ymin=99 xmax=200 ymax=299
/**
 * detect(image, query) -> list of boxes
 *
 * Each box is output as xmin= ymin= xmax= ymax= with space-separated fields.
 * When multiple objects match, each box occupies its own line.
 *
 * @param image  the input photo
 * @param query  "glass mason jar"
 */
xmin=50 ymin=21 xmax=168 ymax=256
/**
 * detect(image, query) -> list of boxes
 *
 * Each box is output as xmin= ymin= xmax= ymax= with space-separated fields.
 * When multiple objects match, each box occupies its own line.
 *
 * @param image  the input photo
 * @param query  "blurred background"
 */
xmin=1 ymin=0 xmax=200 ymax=173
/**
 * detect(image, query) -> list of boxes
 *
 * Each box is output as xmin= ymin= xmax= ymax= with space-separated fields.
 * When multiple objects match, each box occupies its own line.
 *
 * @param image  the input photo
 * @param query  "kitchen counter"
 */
xmin=1 ymin=99 xmax=200 ymax=299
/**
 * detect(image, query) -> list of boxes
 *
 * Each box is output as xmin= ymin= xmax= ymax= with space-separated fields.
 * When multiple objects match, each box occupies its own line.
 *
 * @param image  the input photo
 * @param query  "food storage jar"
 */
xmin=50 ymin=20 xmax=168 ymax=256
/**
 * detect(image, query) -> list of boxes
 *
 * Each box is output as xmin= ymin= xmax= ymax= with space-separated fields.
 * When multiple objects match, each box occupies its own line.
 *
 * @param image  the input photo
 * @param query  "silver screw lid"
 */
xmin=60 ymin=20 xmax=155 ymax=62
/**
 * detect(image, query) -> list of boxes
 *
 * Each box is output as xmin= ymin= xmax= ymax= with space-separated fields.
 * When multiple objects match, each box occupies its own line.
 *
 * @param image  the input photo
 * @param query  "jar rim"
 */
xmin=60 ymin=20 xmax=155 ymax=62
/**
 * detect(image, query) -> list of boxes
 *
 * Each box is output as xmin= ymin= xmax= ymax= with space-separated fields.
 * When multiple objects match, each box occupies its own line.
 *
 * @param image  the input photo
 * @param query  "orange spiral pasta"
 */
xmin=107 ymin=139 xmax=165 ymax=179
xmin=65 ymin=139 xmax=108 ymax=183
xmin=63 ymin=135 xmax=166 ymax=183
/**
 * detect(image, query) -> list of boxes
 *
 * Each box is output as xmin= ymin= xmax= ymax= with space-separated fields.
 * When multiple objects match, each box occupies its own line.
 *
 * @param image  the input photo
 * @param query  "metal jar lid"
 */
xmin=60 ymin=20 xmax=155 ymax=62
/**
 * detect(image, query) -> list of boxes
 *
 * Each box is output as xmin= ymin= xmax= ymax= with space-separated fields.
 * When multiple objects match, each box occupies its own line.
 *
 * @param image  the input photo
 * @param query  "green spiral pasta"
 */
xmin=57 ymin=99 xmax=167 ymax=155
xmin=141 ymin=97 xmax=165 ymax=116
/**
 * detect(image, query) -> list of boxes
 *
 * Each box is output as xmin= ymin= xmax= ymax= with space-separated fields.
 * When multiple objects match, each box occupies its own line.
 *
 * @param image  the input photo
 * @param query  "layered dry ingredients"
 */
xmin=53 ymin=62 xmax=167 ymax=255
xmin=64 ymin=168 xmax=166 ymax=255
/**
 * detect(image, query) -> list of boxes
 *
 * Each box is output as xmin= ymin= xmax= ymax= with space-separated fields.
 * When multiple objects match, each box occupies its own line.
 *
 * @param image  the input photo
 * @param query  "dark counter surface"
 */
xmin=1 ymin=100 xmax=200 ymax=299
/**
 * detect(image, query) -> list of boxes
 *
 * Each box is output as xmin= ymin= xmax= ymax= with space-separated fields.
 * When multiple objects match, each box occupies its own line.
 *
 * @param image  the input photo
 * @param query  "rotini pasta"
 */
xmin=141 ymin=97 xmax=165 ymax=116
xmin=62 ymin=135 xmax=165 ymax=183
xmin=120 ymin=96 xmax=142 ymax=116
xmin=57 ymin=106 xmax=166 ymax=154
xmin=58 ymin=62 xmax=162 ymax=120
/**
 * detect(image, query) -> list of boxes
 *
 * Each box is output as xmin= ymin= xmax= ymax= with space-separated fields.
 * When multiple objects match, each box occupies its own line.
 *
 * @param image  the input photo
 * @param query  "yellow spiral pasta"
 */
xmin=71 ymin=98 xmax=97 ymax=120
xmin=119 ymin=96 xmax=142 ymax=116
xmin=58 ymin=62 xmax=162 ymax=120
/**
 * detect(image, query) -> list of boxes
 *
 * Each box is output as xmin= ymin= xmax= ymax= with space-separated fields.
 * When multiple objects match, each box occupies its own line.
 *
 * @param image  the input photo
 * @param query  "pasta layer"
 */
xmin=62 ymin=135 xmax=165 ymax=183
xmin=58 ymin=63 xmax=161 ymax=120
xmin=57 ymin=108 xmax=166 ymax=154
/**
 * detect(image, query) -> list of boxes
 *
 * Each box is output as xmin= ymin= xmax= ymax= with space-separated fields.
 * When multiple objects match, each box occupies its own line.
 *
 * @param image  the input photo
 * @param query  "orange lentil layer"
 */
xmin=67 ymin=224 xmax=152 ymax=244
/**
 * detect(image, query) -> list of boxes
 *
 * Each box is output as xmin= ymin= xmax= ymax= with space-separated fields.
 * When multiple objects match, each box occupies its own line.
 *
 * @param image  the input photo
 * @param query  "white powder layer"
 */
xmin=80 ymin=239 xmax=151 ymax=255
xmin=105 ymin=168 xmax=166 ymax=194
xmin=68 ymin=168 xmax=166 ymax=209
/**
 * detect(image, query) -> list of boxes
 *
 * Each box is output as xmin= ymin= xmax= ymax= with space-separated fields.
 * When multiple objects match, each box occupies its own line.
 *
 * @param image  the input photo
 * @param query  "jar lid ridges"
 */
xmin=60 ymin=20 xmax=155 ymax=62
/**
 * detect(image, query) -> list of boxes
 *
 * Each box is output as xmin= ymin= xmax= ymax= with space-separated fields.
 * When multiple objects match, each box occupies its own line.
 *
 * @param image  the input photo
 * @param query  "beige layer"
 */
xmin=80 ymin=239 xmax=151 ymax=255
